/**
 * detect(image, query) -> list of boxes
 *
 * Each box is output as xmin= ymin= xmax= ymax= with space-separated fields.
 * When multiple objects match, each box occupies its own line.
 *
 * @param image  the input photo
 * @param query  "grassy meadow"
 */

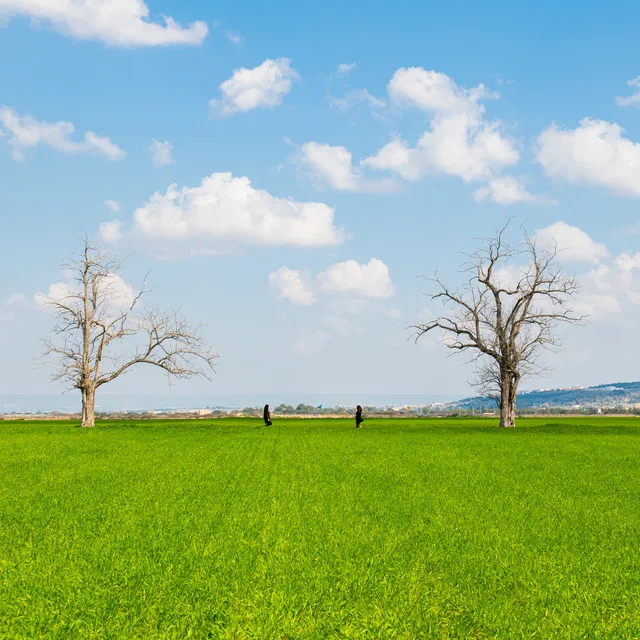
xmin=1 ymin=416 xmax=640 ymax=638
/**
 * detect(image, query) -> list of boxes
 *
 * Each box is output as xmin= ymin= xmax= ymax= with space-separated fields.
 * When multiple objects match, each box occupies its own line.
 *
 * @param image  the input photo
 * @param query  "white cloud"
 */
xmin=209 ymin=58 xmax=299 ymax=116
xmin=149 ymin=139 xmax=173 ymax=167
xmin=268 ymin=267 xmax=315 ymax=306
xmin=537 ymin=118 xmax=640 ymax=197
xmin=361 ymin=137 xmax=423 ymax=181
xmin=615 ymin=77 xmax=640 ymax=107
xmin=104 ymin=200 xmax=122 ymax=213
xmin=337 ymin=63 xmax=356 ymax=76
xmin=363 ymin=68 xmax=518 ymax=183
xmin=211 ymin=21 xmax=243 ymax=46
xmin=0 ymin=106 xmax=125 ymax=161
xmin=35 ymin=271 xmax=134 ymax=313
xmin=224 ymin=31 xmax=243 ymax=46
xmin=473 ymin=177 xmax=552 ymax=205
xmin=387 ymin=67 xmax=496 ymax=111
xmin=534 ymin=247 xmax=640 ymax=319
xmin=295 ymin=141 xmax=397 ymax=193
xmin=268 ymin=259 xmax=395 ymax=307
xmin=317 ymin=258 xmax=394 ymax=298
xmin=615 ymin=252 xmax=640 ymax=304
xmin=298 ymin=142 xmax=359 ymax=190
xmin=269 ymin=258 xmax=397 ymax=306
xmin=99 ymin=220 xmax=123 ymax=245
xmin=534 ymin=221 xmax=609 ymax=264
xmin=491 ymin=264 xmax=530 ymax=291
xmin=616 ymin=252 xmax=640 ymax=273
xmin=127 ymin=172 xmax=344 ymax=249
xmin=574 ymin=293 xmax=621 ymax=318
xmin=84 ymin=132 xmax=126 ymax=160
xmin=330 ymin=89 xmax=385 ymax=111
xmin=575 ymin=264 xmax=623 ymax=317
xmin=0 ymin=0 xmax=208 ymax=47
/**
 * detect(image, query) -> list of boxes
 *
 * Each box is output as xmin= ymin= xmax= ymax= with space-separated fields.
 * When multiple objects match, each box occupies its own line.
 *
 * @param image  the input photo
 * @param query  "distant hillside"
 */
xmin=451 ymin=381 xmax=640 ymax=410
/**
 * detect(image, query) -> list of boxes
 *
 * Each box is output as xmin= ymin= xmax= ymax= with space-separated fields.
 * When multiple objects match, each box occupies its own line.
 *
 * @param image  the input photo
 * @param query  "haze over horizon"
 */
xmin=2 ymin=0 xmax=640 ymax=404
xmin=4 ymin=377 xmax=638 ymax=413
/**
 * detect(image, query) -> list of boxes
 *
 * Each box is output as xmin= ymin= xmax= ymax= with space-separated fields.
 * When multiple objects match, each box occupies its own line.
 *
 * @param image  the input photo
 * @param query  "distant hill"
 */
xmin=450 ymin=381 xmax=640 ymax=410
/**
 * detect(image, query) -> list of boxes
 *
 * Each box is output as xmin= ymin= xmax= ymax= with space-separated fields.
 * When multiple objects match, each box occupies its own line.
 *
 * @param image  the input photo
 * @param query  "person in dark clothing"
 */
xmin=355 ymin=405 xmax=363 ymax=428
xmin=263 ymin=404 xmax=272 ymax=426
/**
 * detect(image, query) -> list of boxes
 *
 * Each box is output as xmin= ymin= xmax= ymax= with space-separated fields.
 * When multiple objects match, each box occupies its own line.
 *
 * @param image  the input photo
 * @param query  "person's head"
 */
xmin=264 ymin=404 xmax=269 ymax=410
xmin=357 ymin=405 xmax=362 ymax=411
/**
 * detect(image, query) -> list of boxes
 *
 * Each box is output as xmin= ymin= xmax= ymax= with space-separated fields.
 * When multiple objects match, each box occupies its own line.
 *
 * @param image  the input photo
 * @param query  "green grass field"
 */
xmin=2 ymin=417 xmax=640 ymax=639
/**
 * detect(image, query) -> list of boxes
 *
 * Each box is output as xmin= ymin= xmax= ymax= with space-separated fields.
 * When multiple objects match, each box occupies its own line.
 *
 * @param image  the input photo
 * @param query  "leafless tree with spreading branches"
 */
xmin=412 ymin=222 xmax=585 ymax=428
xmin=40 ymin=239 xmax=218 ymax=427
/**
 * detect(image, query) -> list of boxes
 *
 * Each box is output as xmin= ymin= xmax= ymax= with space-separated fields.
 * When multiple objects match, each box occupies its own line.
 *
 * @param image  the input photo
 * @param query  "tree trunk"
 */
xmin=81 ymin=385 xmax=96 ymax=427
xmin=499 ymin=376 xmax=516 ymax=428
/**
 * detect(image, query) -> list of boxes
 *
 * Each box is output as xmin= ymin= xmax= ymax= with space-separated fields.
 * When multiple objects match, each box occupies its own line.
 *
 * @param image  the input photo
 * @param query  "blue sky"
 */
xmin=1 ymin=0 xmax=640 ymax=406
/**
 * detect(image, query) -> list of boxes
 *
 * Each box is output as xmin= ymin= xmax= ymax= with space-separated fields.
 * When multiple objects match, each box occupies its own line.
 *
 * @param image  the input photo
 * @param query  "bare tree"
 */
xmin=40 ymin=239 xmax=218 ymax=427
xmin=412 ymin=222 xmax=584 ymax=428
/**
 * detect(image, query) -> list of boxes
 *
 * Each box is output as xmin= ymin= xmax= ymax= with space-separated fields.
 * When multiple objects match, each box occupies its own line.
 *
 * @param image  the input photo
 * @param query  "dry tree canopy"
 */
xmin=40 ymin=239 xmax=218 ymax=426
xmin=413 ymin=222 xmax=585 ymax=426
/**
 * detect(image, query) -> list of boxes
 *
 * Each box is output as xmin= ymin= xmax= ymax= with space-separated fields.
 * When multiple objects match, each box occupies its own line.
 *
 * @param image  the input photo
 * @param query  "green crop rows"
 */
xmin=1 ymin=417 xmax=640 ymax=638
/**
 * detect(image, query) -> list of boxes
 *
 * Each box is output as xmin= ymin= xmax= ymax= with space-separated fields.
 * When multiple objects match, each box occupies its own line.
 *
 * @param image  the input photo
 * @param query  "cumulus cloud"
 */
xmin=615 ymin=252 xmax=640 ymax=304
xmin=616 ymin=251 xmax=640 ymax=273
xmin=99 ymin=220 xmax=123 ymax=245
xmin=104 ymin=200 xmax=122 ymax=213
xmin=317 ymin=258 xmax=394 ymax=298
xmin=298 ymin=142 xmax=359 ymax=190
xmin=0 ymin=0 xmax=208 ymax=46
xmin=125 ymin=172 xmax=344 ymax=249
xmin=537 ymin=118 xmax=640 ymax=197
xmin=573 ymin=264 xmax=622 ymax=318
xmin=361 ymin=137 xmax=423 ymax=181
xmin=474 ymin=228 xmax=638 ymax=321
xmin=209 ymin=58 xmax=299 ymax=116
xmin=295 ymin=141 xmax=396 ymax=192
xmin=480 ymin=226 xmax=639 ymax=319
xmin=534 ymin=221 xmax=609 ymax=264
xmin=35 ymin=271 xmax=135 ymax=314
xmin=615 ymin=77 xmax=640 ymax=107
xmin=573 ymin=258 xmax=640 ymax=318
xmin=269 ymin=259 xmax=395 ymax=306
xmin=362 ymin=68 xmax=518 ymax=183
xmin=268 ymin=267 xmax=315 ymax=306
xmin=149 ymin=139 xmax=173 ymax=167
xmin=473 ymin=177 xmax=553 ymax=205
xmin=0 ymin=106 xmax=125 ymax=161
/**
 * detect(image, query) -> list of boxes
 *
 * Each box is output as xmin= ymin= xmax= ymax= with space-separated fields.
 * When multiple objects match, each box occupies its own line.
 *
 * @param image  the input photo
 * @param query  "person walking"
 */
xmin=263 ymin=404 xmax=272 ymax=426
xmin=355 ymin=405 xmax=363 ymax=428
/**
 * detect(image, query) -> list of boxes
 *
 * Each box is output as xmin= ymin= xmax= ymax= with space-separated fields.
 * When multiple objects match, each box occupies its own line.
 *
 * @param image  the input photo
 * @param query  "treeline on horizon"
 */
xmin=12 ymin=404 xmax=637 ymax=420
